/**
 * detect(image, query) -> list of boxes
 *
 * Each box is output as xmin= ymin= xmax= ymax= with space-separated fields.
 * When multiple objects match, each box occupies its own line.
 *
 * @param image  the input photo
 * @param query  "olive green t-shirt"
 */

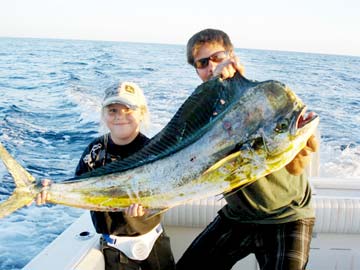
xmin=220 ymin=168 xmax=315 ymax=224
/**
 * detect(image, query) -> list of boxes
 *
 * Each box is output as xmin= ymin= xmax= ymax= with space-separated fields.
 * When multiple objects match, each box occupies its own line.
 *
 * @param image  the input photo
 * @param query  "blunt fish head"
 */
xmin=259 ymin=82 xmax=318 ymax=156
xmin=232 ymin=80 xmax=319 ymax=170
xmin=204 ymin=78 xmax=319 ymax=184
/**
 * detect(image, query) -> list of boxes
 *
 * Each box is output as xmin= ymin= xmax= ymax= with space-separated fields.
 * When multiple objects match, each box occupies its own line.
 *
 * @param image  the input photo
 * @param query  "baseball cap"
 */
xmin=102 ymin=82 xmax=146 ymax=109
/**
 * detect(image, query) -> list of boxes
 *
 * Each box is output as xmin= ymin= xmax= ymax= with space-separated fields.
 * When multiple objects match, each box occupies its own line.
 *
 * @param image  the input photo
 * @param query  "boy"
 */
xmin=38 ymin=82 xmax=175 ymax=270
xmin=176 ymin=28 xmax=318 ymax=270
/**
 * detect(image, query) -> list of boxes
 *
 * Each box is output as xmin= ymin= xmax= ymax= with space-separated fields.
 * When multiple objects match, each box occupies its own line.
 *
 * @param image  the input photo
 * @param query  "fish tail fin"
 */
xmin=0 ymin=192 xmax=34 ymax=219
xmin=0 ymin=142 xmax=37 ymax=219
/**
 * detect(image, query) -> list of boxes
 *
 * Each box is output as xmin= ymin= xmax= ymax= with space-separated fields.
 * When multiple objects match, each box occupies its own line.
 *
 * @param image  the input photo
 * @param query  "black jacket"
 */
xmin=75 ymin=133 xmax=161 ymax=236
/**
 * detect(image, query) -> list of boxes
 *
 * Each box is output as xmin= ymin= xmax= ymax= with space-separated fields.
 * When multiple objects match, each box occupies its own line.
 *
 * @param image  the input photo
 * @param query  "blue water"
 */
xmin=0 ymin=37 xmax=359 ymax=269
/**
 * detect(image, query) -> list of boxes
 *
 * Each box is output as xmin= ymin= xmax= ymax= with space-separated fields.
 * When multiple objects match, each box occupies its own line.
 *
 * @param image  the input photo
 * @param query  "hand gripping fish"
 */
xmin=0 ymin=74 xmax=319 ymax=219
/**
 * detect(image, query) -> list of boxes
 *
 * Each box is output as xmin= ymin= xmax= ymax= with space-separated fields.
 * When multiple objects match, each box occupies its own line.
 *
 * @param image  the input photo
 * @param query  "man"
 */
xmin=176 ymin=28 xmax=318 ymax=270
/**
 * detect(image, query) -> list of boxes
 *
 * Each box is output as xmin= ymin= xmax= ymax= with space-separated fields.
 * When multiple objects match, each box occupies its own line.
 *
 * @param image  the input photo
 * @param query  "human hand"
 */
xmin=285 ymin=134 xmax=319 ymax=175
xmin=125 ymin=203 xmax=147 ymax=217
xmin=213 ymin=55 xmax=245 ymax=80
xmin=35 ymin=179 xmax=51 ymax=205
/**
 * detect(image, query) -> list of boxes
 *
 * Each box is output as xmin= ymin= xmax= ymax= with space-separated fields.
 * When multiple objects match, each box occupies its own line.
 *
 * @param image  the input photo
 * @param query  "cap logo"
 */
xmin=124 ymin=84 xmax=135 ymax=94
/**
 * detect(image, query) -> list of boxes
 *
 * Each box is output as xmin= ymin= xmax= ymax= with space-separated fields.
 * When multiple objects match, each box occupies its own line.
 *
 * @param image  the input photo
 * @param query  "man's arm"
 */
xmin=285 ymin=135 xmax=319 ymax=175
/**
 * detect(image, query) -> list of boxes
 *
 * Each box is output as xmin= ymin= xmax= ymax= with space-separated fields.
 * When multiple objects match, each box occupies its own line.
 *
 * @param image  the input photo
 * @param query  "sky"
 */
xmin=1 ymin=0 xmax=359 ymax=57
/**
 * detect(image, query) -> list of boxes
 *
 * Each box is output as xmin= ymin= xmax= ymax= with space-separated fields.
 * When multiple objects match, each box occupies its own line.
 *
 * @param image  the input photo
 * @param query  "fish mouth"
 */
xmin=292 ymin=106 xmax=318 ymax=134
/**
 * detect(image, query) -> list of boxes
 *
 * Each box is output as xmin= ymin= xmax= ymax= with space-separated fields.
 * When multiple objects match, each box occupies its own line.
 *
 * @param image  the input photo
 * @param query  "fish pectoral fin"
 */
xmin=144 ymin=207 xmax=169 ymax=220
xmin=202 ymin=151 xmax=242 ymax=175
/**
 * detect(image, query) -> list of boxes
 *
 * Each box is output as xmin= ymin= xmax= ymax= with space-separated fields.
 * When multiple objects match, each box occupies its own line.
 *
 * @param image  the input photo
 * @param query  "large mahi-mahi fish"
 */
xmin=0 ymin=74 xmax=319 ymax=219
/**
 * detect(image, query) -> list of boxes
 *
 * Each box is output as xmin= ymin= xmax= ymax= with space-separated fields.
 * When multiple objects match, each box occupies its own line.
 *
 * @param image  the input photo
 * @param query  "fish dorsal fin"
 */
xmin=74 ymin=74 xmax=251 ymax=180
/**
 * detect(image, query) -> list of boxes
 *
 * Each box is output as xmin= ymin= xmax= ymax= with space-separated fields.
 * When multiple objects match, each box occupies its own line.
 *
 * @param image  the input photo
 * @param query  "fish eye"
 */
xmin=274 ymin=119 xmax=289 ymax=133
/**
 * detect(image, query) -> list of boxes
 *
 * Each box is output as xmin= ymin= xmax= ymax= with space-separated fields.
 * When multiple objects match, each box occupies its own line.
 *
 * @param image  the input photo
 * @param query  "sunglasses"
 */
xmin=193 ymin=51 xmax=229 ymax=69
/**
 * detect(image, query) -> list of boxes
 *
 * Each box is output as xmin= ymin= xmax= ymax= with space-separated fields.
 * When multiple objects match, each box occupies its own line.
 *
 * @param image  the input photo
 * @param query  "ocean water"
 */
xmin=0 ymin=37 xmax=359 ymax=269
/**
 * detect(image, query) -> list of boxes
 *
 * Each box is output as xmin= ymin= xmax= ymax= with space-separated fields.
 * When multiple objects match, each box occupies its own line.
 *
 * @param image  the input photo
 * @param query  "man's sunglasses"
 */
xmin=193 ymin=51 xmax=229 ymax=69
